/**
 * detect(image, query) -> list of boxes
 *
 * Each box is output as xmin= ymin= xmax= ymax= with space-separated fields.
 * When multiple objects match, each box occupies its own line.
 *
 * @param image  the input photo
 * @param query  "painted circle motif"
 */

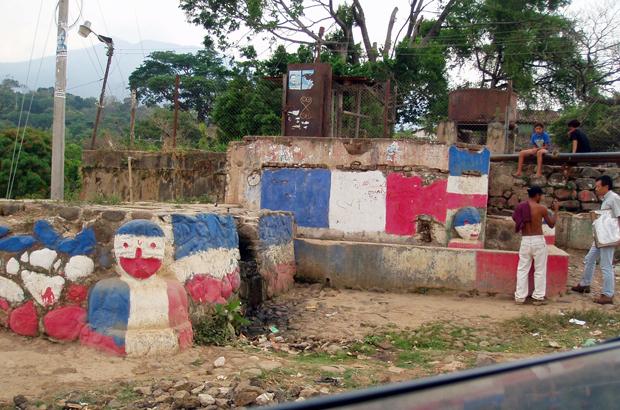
xmin=453 ymin=207 xmax=482 ymax=241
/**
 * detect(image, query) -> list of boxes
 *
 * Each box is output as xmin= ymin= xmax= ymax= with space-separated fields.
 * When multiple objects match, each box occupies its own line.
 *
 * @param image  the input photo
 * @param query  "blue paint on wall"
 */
xmin=87 ymin=278 xmax=130 ymax=347
xmin=0 ymin=235 xmax=37 ymax=253
xmin=0 ymin=226 xmax=10 ymax=238
xmin=172 ymin=213 xmax=239 ymax=260
xmin=56 ymin=227 xmax=96 ymax=256
xmin=32 ymin=220 xmax=96 ymax=255
xmin=117 ymin=220 xmax=164 ymax=237
xmin=260 ymin=169 xmax=331 ymax=228
xmin=259 ymin=214 xmax=293 ymax=247
xmin=453 ymin=207 xmax=482 ymax=227
xmin=33 ymin=220 xmax=61 ymax=248
xmin=448 ymin=145 xmax=490 ymax=176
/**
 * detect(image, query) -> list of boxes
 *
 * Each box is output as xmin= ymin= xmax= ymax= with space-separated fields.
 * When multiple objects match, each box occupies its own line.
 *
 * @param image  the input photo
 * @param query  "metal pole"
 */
xmin=90 ymin=44 xmax=114 ymax=149
xmin=127 ymin=156 xmax=134 ymax=203
xmin=51 ymin=0 xmax=68 ymax=200
xmin=172 ymin=74 xmax=180 ymax=149
xmin=383 ymin=79 xmax=391 ymax=138
xmin=129 ymin=89 xmax=137 ymax=149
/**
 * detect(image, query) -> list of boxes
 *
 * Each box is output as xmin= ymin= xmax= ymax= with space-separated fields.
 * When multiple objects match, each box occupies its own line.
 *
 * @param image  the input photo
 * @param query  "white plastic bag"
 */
xmin=592 ymin=210 xmax=620 ymax=248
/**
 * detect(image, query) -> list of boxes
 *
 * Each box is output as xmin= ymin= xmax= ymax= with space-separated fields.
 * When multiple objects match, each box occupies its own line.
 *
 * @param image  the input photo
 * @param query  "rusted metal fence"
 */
xmin=331 ymin=79 xmax=397 ymax=139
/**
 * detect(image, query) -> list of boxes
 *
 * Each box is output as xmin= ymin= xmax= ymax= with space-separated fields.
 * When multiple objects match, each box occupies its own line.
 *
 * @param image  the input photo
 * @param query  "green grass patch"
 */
xmin=294 ymin=351 xmax=352 ymax=365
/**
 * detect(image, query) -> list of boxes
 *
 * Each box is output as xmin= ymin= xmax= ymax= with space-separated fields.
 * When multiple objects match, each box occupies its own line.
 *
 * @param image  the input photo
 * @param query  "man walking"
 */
xmin=513 ymin=186 xmax=559 ymax=305
xmin=571 ymin=176 xmax=620 ymax=304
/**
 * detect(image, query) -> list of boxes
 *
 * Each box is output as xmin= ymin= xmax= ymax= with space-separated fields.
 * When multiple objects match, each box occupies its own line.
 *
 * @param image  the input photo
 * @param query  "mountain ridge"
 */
xmin=0 ymin=39 xmax=201 ymax=99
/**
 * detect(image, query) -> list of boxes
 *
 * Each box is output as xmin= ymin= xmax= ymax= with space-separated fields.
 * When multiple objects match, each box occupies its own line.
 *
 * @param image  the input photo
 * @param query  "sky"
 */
xmin=1 ymin=0 xmax=602 ymax=62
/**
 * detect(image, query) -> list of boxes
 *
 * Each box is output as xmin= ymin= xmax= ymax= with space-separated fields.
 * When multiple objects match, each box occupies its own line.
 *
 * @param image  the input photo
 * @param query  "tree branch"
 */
xmin=418 ymin=0 xmax=460 ymax=47
xmin=383 ymin=7 xmax=399 ymax=58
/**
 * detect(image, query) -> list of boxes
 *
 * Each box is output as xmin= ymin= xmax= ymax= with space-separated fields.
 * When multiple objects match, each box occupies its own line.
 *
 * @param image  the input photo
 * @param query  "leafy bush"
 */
xmin=193 ymin=298 xmax=250 ymax=346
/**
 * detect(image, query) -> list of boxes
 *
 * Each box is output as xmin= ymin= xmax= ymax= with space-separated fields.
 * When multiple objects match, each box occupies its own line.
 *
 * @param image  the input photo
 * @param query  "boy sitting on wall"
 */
xmin=513 ymin=122 xmax=551 ymax=177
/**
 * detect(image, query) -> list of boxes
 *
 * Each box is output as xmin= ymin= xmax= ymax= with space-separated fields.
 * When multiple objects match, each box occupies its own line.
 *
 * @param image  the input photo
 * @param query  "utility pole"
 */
xmin=90 ymin=42 xmax=114 ymax=149
xmin=129 ymin=89 xmax=137 ymax=149
xmin=51 ymin=0 xmax=68 ymax=200
xmin=172 ymin=75 xmax=180 ymax=149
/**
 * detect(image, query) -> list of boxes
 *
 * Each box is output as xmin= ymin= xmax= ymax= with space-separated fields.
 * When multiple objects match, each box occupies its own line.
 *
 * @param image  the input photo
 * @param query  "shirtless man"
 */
xmin=514 ymin=186 xmax=559 ymax=305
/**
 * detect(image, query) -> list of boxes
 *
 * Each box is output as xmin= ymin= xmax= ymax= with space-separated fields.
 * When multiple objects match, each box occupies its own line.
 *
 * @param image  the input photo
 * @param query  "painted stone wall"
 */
xmin=0 ymin=202 xmax=295 ymax=355
xmin=295 ymin=238 xmax=569 ymax=296
xmin=81 ymin=150 xmax=227 ymax=203
xmin=228 ymin=137 xmax=491 ymax=248
xmin=488 ymin=163 xmax=620 ymax=215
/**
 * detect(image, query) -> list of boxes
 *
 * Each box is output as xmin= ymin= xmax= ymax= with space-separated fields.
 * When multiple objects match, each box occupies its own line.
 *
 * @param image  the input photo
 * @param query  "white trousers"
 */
xmin=515 ymin=235 xmax=548 ymax=301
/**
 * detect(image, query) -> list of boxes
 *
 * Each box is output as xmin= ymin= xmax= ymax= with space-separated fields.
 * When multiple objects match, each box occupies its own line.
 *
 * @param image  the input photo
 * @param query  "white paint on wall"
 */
xmin=20 ymin=252 xmax=29 ymax=263
xmin=171 ymin=247 xmax=240 ymax=283
xmin=6 ymin=257 xmax=19 ymax=275
xmin=329 ymin=170 xmax=387 ymax=233
xmin=20 ymin=270 xmax=65 ymax=306
xmin=53 ymin=259 xmax=62 ymax=273
xmin=446 ymin=175 xmax=489 ymax=195
xmin=64 ymin=255 xmax=95 ymax=281
xmin=29 ymin=248 xmax=58 ymax=271
xmin=121 ymin=274 xmax=178 ymax=356
xmin=0 ymin=276 xmax=25 ymax=303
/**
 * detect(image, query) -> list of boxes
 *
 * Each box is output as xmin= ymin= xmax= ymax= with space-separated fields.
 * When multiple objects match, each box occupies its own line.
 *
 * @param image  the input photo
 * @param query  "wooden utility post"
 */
xmin=90 ymin=43 xmax=114 ymax=149
xmin=314 ymin=27 xmax=325 ymax=63
xmin=172 ymin=75 xmax=180 ymax=148
xmin=129 ymin=89 xmax=137 ymax=149
xmin=51 ymin=0 xmax=68 ymax=200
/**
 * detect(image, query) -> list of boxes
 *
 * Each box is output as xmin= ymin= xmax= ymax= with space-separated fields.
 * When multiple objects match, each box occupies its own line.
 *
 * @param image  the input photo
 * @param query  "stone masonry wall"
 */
xmin=488 ymin=162 xmax=620 ymax=215
xmin=81 ymin=150 xmax=227 ymax=203
xmin=0 ymin=201 xmax=294 ymax=355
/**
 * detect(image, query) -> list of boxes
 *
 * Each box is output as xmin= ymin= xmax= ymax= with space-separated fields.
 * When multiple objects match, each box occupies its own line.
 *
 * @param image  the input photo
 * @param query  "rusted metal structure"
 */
xmin=278 ymin=64 xmax=396 ymax=138
xmin=449 ymin=88 xmax=518 ymax=124
xmin=448 ymin=88 xmax=518 ymax=146
xmin=282 ymin=63 xmax=333 ymax=137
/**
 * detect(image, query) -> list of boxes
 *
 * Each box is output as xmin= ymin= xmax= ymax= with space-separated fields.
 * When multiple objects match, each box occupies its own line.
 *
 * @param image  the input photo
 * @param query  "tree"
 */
xmin=129 ymin=50 xmax=229 ymax=122
xmin=568 ymin=2 xmax=620 ymax=105
xmin=179 ymin=0 xmax=459 ymax=63
xmin=444 ymin=0 xmax=581 ymax=106
xmin=0 ymin=128 xmax=51 ymax=199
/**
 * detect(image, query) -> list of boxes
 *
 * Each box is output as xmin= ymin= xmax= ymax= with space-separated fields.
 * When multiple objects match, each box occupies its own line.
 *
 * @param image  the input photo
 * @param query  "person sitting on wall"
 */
xmin=512 ymin=186 xmax=559 ymax=305
xmin=571 ymin=175 xmax=620 ymax=304
xmin=567 ymin=119 xmax=592 ymax=153
xmin=513 ymin=122 xmax=551 ymax=177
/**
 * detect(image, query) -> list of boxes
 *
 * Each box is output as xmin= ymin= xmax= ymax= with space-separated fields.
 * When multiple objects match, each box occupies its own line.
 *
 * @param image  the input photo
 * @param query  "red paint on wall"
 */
xmin=119 ymin=251 xmax=162 ymax=280
xmin=475 ymin=250 xmax=568 ymax=296
xmin=9 ymin=300 xmax=39 ymax=337
xmin=386 ymin=174 xmax=487 ymax=235
xmin=79 ymin=326 xmax=126 ymax=356
xmin=185 ymin=269 xmax=241 ymax=305
xmin=166 ymin=280 xmax=193 ymax=351
xmin=41 ymin=287 xmax=55 ymax=306
xmin=0 ymin=297 xmax=9 ymax=312
xmin=43 ymin=306 xmax=86 ymax=341
xmin=66 ymin=284 xmax=89 ymax=305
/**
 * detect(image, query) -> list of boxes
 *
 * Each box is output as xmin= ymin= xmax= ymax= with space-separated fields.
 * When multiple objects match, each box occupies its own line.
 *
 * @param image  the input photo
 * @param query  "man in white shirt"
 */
xmin=571 ymin=175 xmax=620 ymax=304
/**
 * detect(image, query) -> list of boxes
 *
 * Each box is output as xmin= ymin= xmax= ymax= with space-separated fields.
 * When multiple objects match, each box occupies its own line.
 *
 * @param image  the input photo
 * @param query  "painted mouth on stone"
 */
xmin=119 ymin=256 xmax=162 ymax=279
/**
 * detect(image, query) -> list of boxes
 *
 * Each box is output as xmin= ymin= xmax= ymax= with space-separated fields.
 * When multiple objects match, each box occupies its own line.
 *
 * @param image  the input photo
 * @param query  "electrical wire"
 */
xmin=5 ymin=0 xmax=45 ymax=199
xmin=7 ymin=5 xmax=55 ymax=199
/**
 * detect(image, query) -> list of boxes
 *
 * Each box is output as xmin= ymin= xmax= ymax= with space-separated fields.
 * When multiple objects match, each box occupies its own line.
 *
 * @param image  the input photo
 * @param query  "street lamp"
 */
xmin=79 ymin=21 xmax=114 ymax=149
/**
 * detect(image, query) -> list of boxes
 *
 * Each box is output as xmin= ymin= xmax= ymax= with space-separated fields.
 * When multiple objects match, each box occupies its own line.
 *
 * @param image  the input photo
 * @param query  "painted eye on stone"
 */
xmin=150 ymin=242 xmax=157 ymax=249
xmin=123 ymin=242 xmax=129 ymax=248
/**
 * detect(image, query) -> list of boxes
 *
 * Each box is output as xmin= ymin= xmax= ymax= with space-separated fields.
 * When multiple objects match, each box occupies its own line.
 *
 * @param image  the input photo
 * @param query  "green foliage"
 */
xmin=129 ymin=50 xmax=229 ymax=122
xmin=0 ymin=128 xmax=51 ymax=198
xmin=445 ymin=0 xmax=580 ymax=106
xmin=212 ymin=75 xmax=281 ymax=143
xmin=0 ymin=79 xmax=132 ymax=144
xmin=193 ymin=298 xmax=250 ymax=346
xmin=548 ymin=104 xmax=620 ymax=152
xmin=65 ymin=142 xmax=82 ymax=199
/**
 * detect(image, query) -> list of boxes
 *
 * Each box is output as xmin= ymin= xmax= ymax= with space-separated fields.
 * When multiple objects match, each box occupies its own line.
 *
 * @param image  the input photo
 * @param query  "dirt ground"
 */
xmin=1 ymin=249 xmax=619 ymax=408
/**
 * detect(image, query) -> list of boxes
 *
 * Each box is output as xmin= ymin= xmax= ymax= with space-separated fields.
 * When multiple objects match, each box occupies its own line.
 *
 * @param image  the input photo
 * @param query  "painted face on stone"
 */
xmin=453 ymin=207 xmax=482 ymax=241
xmin=114 ymin=221 xmax=165 ymax=280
